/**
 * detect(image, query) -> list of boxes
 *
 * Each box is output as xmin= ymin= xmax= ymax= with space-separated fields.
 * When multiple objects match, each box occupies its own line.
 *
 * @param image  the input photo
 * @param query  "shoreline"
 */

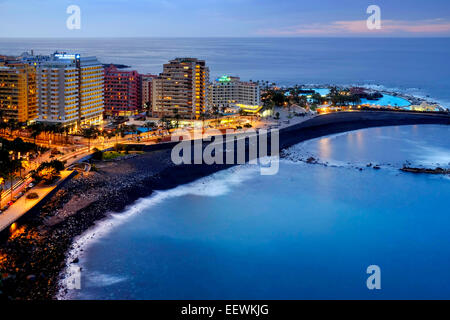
xmin=0 ymin=111 xmax=449 ymax=300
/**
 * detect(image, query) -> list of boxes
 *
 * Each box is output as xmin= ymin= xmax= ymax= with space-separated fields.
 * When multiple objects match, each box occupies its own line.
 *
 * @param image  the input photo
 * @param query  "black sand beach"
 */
xmin=0 ymin=110 xmax=449 ymax=300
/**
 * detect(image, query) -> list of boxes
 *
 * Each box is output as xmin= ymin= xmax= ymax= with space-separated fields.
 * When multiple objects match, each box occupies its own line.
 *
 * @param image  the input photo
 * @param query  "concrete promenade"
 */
xmin=0 ymin=170 xmax=74 ymax=233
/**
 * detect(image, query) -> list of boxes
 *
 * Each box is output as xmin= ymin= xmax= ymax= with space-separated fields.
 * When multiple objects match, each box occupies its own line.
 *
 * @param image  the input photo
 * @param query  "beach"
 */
xmin=0 ymin=110 xmax=449 ymax=300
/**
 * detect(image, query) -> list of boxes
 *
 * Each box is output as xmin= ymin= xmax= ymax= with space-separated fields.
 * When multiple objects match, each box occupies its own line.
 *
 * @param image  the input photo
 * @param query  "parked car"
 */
xmin=1 ymin=205 xmax=9 ymax=212
xmin=13 ymin=192 xmax=25 ymax=201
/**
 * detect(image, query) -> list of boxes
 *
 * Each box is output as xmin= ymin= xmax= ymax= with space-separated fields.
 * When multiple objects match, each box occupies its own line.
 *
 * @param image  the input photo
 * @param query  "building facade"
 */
xmin=104 ymin=65 xmax=140 ymax=117
xmin=0 ymin=63 xmax=37 ymax=123
xmin=152 ymin=58 xmax=209 ymax=119
xmin=208 ymin=76 xmax=260 ymax=111
xmin=35 ymin=53 xmax=104 ymax=130
xmin=141 ymin=74 xmax=157 ymax=112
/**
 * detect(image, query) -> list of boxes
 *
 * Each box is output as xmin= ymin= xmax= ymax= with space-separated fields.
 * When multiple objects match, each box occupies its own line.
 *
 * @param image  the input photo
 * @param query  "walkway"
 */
xmin=0 ymin=170 xmax=73 ymax=233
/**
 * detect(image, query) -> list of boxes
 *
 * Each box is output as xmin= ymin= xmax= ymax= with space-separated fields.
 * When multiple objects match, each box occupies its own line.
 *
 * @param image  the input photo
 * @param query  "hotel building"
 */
xmin=0 ymin=63 xmax=37 ymax=123
xmin=141 ymin=74 xmax=157 ymax=111
xmin=208 ymin=76 xmax=261 ymax=111
xmin=35 ymin=53 xmax=104 ymax=130
xmin=152 ymin=58 xmax=209 ymax=119
xmin=104 ymin=65 xmax=140 ymax=117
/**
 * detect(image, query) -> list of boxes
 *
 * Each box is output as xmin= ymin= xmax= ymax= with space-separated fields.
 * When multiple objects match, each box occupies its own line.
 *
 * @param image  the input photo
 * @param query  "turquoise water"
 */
xmin=301 ymin=88 xmax=411 ymax=108
xmin=63 ymin=125 xmax=450 ymax=300
xmin=360 ymin=94 xmax=411 ymax=107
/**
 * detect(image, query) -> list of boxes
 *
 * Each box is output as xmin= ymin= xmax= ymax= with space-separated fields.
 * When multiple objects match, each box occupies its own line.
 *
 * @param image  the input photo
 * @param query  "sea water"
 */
xmin=63 ymin=125 xmax=450 ymax=300
xmin=0 ymin=37 xmax=449 ymax=107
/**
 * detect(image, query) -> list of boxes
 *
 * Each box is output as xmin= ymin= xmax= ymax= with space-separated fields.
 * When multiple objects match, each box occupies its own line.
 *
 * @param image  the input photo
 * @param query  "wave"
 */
xmin=57 ymin=164 xmax=260 ymax=300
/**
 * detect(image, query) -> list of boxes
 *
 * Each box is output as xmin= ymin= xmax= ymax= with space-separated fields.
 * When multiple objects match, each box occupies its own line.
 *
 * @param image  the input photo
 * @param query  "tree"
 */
xmin=80 ymin=127 xmax=99 ymax=152
xmin=211 ymin=106 xmax=220 ymax=127
xmin=271 ymin=91 xmax=286 ymax=107
xmin=5 ymin=160 xmax=20 ymax=201
xmin=32 ymin=160 xmax=65 ymax=183
xmin=173 ymin=109 xmax=181 ymax=129
xmin=29 ymin=122 xmax=44 ymax=150
xmin=0 ymin=176 xmax=5 ymax=206
xmin=159 ymin=117 xmax=172 ymax=131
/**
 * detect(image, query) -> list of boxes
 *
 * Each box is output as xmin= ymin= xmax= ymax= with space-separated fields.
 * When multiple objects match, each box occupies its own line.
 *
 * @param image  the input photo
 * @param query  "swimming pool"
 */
xmin=360 ymin=94 xmax=411 ymax=107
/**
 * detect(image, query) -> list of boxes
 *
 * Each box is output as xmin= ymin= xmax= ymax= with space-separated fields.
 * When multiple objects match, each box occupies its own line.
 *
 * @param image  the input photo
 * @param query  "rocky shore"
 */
xmin=400 ymin=166 xmax=450 ymax=175
xmin=0 ymin=110 xmax=449 ymax=300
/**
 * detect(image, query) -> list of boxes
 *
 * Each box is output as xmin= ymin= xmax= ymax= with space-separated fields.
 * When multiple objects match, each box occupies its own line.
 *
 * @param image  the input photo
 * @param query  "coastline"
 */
xmin=0 ymin=111 xmax=449 ymax=300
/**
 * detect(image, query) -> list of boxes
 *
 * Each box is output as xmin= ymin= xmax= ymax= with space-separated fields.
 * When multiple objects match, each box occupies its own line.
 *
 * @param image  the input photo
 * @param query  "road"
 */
xmin=0 ymin=170 xmax=73 ymax=233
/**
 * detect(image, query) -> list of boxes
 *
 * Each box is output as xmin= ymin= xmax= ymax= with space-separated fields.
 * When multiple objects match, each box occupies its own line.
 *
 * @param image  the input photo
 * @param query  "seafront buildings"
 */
xmin=208 ymin=76 xmax=261 ymax=112
xmin=0 ymin=63 xmax=37 ymax=123
xmin=152 ymin=58 xmax=209 ymax=119
xmin=34 ymin=53 xmax=104 ymax=131
xmin=141 ymin=74 xmax=157 ymax=112
xmin=104 ymin=65 xmax=140 ymax=117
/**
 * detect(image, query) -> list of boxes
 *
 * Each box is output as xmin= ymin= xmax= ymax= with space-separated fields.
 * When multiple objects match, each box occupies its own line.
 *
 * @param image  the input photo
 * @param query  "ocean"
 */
xmin=1 ymin=37 xmax=450 ymax=107
xmin=61 ymin=124 xmax=450 ymax=300
xmin=2 ymin=37 xmax=448 ymax=299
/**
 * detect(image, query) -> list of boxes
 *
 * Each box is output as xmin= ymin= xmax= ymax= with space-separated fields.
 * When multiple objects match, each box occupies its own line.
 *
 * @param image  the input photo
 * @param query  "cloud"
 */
xmin=258 ymin=19 xmax=450 ymax=36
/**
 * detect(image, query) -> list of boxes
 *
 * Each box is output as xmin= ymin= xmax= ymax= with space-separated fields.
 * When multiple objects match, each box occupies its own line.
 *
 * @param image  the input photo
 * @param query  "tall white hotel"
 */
xmin=35 ymin=53 xmax=104 ymax=131
xmin=208 ymin=76 xmax=261 ymax=112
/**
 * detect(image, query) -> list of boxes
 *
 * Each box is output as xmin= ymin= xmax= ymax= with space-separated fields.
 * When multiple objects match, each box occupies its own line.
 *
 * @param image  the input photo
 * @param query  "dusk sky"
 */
xmin=1 ymin=0 xmax=450 ymax=37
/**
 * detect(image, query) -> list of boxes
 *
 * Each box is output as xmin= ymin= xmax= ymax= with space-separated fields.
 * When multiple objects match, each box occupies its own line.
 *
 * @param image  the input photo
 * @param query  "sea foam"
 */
xmin=57 ymin=164 xmax=259 ymax=299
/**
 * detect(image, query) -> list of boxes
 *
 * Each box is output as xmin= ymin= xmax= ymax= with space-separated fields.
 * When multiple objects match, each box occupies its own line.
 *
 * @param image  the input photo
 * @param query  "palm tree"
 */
xmin=80 ymin=127 xmax=99 ymax=152
xmin=29 ymin=122 xmax=44 ymax=149
xmin=173 ymin=109 xmax=181 ymax=129
xmin=7 ymin=120 xmax=18 ymax=138
xmin=159 ymin=117 xmax=172 ymax=131
xmin=0 ymin=175 xmax=5 ymax=206
xmin=211 ymin=106 xmax=221 ymax=127
xmin=5 ymin=164 xmax=18 ymax=201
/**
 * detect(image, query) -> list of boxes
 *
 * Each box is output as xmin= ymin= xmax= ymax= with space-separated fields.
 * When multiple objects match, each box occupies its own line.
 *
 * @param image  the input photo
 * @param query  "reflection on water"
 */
xmin=318 ymin=137 xmax=331 ymax=159
xmin=69 ymin=125 xmax=450 ymax=300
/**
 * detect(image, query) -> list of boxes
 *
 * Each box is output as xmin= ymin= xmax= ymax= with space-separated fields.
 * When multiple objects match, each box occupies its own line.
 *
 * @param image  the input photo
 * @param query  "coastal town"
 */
xmin=0 ymin=50 xmax=449 ymax=300
xmin=0 ymin=51 xmax=448 ymax=228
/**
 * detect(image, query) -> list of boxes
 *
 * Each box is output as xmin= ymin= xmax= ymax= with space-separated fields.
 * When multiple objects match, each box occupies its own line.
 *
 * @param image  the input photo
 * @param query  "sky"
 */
xmin=1 ymin=0 xmax=450 ymax=37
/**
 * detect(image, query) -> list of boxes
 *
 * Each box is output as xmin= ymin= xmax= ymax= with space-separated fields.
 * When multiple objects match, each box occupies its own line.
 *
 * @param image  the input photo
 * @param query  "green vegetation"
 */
xmin=32 ymin=160 xmax=65 ymax=184
xmin=102 ymin=151 xmax=125 ymax=160
xmin=1 ymin=137 xmax=43 ymax=199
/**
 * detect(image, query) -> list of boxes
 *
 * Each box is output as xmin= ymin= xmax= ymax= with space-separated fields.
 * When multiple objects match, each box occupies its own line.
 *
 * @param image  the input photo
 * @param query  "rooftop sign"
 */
xmin=54 ymin=53 xmax=80 ymax=60
xmin=217 ymin=75 xmax=231 ymax=83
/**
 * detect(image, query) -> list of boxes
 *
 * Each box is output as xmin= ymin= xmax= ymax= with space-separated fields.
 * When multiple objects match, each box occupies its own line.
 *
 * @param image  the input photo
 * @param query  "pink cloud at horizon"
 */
xmin=259 ymin=19 xmax=450 ymax=36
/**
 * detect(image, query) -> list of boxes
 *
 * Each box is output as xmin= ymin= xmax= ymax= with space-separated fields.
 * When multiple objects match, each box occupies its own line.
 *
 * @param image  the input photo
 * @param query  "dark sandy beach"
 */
xmin=0 ymin=110 xmax=449 ymax=300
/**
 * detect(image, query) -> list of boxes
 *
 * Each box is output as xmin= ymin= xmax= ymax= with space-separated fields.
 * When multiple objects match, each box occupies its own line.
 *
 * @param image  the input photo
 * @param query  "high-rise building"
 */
xmin=152 ymin=58 xmax=209 ymax=119
xmin=208 ymin=75 xmax=260 ymax=111
xmin=141 ymin=74 xmax=157 ymax=112
xmin=104 ymin=65 xmax=140 ymax=117
xmin=35 ymin=53 xmax=104 ymax=130
xmin=0 ymin=63 xmax=37 ymax=123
